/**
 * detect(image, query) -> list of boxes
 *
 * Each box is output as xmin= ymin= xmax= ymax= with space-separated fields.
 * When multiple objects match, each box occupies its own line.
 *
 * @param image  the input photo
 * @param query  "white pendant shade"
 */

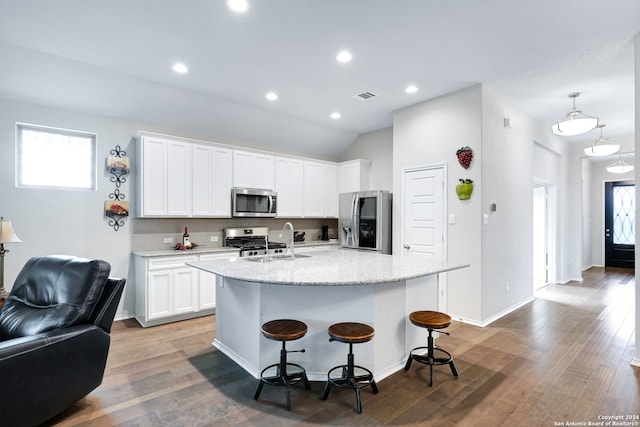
xmin=552 ymin=92 xmax=599 ymax=136
xmin=0 ymin=218 xmax=21 ymax=244
xmin=583 ymin=124 xmax=620 ymax=157
xmin=606 ymin=160 xmax=634 ymax=174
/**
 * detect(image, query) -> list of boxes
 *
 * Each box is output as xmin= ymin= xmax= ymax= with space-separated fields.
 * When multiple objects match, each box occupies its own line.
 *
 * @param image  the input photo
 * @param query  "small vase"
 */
xmin=456 ymin=183 xmax=473 ymax=200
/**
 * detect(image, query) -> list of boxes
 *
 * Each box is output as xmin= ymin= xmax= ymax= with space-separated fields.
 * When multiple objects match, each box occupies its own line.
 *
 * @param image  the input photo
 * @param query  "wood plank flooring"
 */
xmin=46 ymin=267 xmax=639 ymax=426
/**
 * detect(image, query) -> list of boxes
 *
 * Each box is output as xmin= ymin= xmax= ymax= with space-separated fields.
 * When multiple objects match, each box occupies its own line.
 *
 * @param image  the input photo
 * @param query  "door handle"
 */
xmin=404 ymin=244 xmax=410 ymax=249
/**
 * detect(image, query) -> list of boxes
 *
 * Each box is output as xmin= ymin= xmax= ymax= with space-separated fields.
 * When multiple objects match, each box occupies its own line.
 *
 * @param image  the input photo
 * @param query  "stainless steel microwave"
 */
xmin=232 ymin=188 xmax=277 ymax=217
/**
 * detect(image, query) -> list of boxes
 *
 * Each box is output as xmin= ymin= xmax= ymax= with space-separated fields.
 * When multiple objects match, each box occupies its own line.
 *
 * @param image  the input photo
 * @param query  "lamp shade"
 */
xmin=0 ymin=218 xmax=21 ymax=244
xmin=583 ymin=124 xmax=620 ymax=157
xmin=552 ymin=93 xmax=599 ymax=136
xmin=606 ymin=160 xmax=634 ymax=174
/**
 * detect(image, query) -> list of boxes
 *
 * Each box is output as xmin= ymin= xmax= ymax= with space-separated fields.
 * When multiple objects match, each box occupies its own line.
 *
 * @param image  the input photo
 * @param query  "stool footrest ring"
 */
xmin=254 ymin=362 xmax=311 ymax=410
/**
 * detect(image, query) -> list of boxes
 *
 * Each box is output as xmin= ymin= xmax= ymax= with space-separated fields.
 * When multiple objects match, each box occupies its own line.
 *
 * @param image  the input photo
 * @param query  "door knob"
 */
xmin=404 ymin=244 xmax=410 ymax=249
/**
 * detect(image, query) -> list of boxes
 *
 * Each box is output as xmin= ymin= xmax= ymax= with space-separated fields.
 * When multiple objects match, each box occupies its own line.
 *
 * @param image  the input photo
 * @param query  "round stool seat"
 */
xmin=409 ymin=311 xmax=452 ymax=330
xmin=261 ymin=319 xmax=307 ymax=341
xmin=327 ymin=322 xmax=374 ymax=344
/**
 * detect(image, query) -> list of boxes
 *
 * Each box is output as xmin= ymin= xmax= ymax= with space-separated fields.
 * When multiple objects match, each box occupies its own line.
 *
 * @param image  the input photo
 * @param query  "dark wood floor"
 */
xmin=48 ymin=267 xmax=639 ymax=426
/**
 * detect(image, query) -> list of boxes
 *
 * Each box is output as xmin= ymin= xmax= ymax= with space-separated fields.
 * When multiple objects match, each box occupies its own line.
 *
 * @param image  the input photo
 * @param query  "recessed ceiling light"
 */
xmin=265 ymin=92 xmax=278 ymax=101
xmin=336 ymin=50 xmax=353 ymax=63
xmin=172 ymin=63 xmax=189 ymax=74
xmin=405 ymin=85 xmax=419 ymax=94
xmin=330 ymin=112 xmax=342 ymax=120
xmin=227 ymin=0 xmax=249 ymax=13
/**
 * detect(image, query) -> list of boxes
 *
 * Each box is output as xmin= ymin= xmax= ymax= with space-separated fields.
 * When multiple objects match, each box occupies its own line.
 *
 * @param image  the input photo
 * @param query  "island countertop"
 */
xmin=187 ymin=249 xmax=468 ymax=286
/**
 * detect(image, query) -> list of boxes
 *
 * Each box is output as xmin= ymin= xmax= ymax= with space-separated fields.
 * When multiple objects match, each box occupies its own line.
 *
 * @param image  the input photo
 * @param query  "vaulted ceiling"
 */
xmin=0 ymin=1 xmax=638 ymax=158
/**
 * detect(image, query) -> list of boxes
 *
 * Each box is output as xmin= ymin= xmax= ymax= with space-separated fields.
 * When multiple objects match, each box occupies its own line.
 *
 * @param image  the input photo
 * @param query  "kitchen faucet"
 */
xmin=283 ymin=222 xmax=295 ymax=258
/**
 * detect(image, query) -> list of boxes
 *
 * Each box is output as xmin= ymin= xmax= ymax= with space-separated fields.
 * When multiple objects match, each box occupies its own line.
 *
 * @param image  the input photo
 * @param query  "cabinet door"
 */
xmin=324 ymin=164 xmax=338 ymax=217
xmin=166 ymin=141 xmax=191 ymax=216
xmin=173 ymin=267 xmax=198 ymax=314
xmin=148 ymin=270 xmax=172 ymax=319
xmin=276 ymin=157 xmax=303 ymax=217
xmin=339 ymin=159 xmax=370 ymax=193
xmin=303 ymin=161 xmax=324 ymax=217
xmin=193 ymin=145 xmax=232 ymax=217
xmin=232 ymin=151 xmax=254 ymax=187
xmin=140 ymin=136 xmax=167 ymax=216
xmin=197 ymin=253 xmax=234 ymax=310
xmin=254 ymin=153 xmax=275 ymax=189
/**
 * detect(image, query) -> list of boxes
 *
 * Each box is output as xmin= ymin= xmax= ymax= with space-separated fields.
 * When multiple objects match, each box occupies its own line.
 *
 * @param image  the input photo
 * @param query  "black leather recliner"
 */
xmin=0 ymin=255 xmax=126 ymax=427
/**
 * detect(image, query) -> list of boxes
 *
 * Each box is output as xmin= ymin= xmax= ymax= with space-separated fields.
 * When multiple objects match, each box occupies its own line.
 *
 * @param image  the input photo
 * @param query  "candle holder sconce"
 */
xmin=105 ymin=145 xmax=130 ymax=231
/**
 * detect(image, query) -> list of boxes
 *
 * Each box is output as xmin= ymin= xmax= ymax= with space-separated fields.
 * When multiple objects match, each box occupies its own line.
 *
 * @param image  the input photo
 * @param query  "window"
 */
xmin=613 ymin=185 xmax=635 ymax=245
xmin=16 ymin=123 xmax=97 ymax=190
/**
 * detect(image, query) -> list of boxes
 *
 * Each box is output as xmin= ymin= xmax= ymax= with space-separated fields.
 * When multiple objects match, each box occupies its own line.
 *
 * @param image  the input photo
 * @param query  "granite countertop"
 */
xmin=133 ymin=240 xmax=339 ymax=258
xmin=187 ymin=249 xmax=469 ymax=286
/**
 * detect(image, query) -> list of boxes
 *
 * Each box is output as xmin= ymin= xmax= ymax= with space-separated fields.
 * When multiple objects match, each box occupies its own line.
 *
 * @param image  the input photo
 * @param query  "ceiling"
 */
xmin=0 ymin=1 xmax=638 ymax=158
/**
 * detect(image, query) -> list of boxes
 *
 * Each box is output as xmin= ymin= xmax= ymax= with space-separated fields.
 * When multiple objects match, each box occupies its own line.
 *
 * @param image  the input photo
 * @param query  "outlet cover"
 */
xmin=163 ymin=237 xmax=174 ymax=244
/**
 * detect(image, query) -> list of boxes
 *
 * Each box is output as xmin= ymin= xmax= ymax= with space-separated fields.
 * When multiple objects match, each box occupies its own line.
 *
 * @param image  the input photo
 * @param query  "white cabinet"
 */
xmin=275 ymin=157 xmax=304 ymax=217
xmin=303 ymin=161 xmax=325 ymax=217
xmin=139 ymin=136 xmax=191 ymax=217
xmin=233 ymin=150 xmax=275 ymax=189
xmin=134 ymin=253 xmax=228 ymax=327
xmin=301 ymin=161 xmax=338 ymax=218
xmin=138 ymin=135 xmax=232 ymax=218
xmin=192 ymin=144 xmax=232 ymax=217
xmin=197 ymin=253 xmax=229 ymax=310
xmin=338 ymin=159 xmax=371 ymax=194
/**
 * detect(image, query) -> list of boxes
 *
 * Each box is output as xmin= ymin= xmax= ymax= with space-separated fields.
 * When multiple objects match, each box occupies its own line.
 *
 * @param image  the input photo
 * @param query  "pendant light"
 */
xmin=583 ymin=124 xmax=620 ymax=157
xmin=552 ymin=92 xmax=599 ymax=136
xmin=606 ymin=156 xmax=634 ymax=174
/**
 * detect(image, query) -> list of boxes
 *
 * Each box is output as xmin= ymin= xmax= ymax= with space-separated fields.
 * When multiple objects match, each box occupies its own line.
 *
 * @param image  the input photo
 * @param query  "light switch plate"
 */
xmin=448 ymin=214 xmax=456 ymax=224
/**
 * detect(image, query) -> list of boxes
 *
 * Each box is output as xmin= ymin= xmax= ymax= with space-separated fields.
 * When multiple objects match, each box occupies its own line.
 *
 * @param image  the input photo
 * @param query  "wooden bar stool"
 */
xmin=405 ymin=310 xmax=458 ymax=386
xmin=254 ymin=319 xmax=311 ymax=410
xmin=321 ymin=322 xmax=379 ymax=414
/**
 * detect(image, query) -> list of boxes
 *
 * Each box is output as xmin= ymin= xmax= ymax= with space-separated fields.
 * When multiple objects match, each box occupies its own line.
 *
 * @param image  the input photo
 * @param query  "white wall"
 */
xmin=339 ymin=127 xmax=393 ymax=191
xmin=393 ymin=85 xmax=484 ymax=322
xmin=393 ymin=84 xmax=573 ymax=325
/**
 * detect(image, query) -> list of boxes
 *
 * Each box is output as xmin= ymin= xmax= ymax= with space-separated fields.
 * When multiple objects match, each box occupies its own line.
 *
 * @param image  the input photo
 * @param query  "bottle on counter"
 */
xmin=182 ymin=227 xmax=191 ymax=249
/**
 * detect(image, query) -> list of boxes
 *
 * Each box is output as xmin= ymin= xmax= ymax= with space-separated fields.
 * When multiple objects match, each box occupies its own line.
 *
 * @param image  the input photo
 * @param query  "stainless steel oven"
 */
xmin=232 ymin=188 xmax=277 ymax=217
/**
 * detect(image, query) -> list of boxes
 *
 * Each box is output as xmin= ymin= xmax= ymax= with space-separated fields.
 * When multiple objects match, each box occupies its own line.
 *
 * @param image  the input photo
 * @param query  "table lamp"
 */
xmin=0 ymin=217 xmax=21 ymax=301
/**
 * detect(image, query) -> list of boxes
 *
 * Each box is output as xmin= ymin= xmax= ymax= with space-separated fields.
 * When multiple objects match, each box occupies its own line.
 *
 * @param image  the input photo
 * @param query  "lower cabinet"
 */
xmin=134 ymin=252 xmax=234 ymax=327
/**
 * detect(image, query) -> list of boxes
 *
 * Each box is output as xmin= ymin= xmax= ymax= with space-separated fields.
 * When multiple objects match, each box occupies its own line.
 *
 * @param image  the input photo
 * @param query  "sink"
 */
xmin=243 ymin=253 xmax=311 ymax=262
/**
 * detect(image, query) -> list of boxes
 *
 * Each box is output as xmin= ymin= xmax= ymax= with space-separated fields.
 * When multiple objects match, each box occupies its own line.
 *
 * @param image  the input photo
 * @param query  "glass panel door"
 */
xmin=358 ymin=196 xmax=377 ymax=249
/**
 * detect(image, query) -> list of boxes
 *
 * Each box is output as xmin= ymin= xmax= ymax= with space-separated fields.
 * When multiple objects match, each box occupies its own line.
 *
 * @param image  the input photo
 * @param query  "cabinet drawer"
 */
xmin=148 ymin=256 xmax=197 ymax=270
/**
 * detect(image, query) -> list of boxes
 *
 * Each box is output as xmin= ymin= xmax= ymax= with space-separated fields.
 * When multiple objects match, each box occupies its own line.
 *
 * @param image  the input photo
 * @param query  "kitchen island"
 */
xmin=188 ymin=249 xmax=468 ymax=381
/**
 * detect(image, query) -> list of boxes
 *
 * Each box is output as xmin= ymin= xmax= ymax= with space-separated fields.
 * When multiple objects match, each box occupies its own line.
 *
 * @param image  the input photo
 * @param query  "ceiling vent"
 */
xmin=353 ymin=91 xmax=377 ymax=101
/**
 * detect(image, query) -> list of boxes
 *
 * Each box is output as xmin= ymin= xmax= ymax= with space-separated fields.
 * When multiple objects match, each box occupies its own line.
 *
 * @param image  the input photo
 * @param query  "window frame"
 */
xmin=15 ymin=122 xmax=98 ymax=191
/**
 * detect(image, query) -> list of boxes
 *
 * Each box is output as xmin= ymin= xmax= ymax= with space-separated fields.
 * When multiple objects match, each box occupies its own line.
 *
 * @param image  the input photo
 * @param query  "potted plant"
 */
xmin=456 ymin=179 xmax=473 ymax=200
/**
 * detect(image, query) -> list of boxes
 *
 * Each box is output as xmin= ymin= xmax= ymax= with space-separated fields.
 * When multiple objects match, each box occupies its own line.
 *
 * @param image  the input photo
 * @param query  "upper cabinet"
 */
xmin=275 ymin=157 xmax=304 ymax=217
xmin=137 ymin=135 xmax=232 ymax=218
xmin=137 ymin=131 xmax=368 ymax=219
xmin=338 ymin=159 xmax=371 ymax=194
xmin=192 ymin=144 xmax=232 ymax=217
xmin=232 ymin=150 xmax=275 ymax=189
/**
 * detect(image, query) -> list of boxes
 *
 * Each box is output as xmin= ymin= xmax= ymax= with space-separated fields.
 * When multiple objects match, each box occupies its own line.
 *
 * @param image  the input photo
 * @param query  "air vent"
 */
xmin=353 ymin=91 xmax=377 ymax=101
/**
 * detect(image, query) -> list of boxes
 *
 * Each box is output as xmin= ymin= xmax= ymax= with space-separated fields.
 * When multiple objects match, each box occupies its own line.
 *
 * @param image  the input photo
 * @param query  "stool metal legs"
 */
xmin=321 ymin=342 xmax=378 ymax=414
xmin=254 ymin=341 xmax=310 ymax=410
xmin=405 ymin=328 xmax=458 ymax=386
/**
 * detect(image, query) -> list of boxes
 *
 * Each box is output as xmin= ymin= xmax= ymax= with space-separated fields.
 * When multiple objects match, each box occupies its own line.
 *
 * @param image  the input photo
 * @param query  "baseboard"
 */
xmin=450 ymin=297 xmax=536 ymax=328
xmin=631 ymin=356 xmax=640 ymax=368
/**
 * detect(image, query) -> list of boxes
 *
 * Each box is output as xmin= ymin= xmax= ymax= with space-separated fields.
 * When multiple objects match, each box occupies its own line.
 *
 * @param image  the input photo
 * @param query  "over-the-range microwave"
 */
xmin=232 ymin=187 xmax=277 ymax=217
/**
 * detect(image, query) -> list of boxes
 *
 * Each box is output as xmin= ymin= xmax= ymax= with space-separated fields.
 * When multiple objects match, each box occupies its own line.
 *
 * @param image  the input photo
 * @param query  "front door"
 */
xmin=604 ymin=181 xmax=635 ymax=269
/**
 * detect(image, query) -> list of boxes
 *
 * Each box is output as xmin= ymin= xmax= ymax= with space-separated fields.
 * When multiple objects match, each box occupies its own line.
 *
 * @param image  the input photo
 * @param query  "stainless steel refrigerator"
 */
xmin=339 ymin=190 xmax=392 ymax=254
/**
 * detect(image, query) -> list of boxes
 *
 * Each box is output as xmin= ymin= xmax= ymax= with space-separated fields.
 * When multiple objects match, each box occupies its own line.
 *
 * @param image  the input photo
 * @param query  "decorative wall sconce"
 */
xmin=105 ymin=145 xmax=130 ymax=231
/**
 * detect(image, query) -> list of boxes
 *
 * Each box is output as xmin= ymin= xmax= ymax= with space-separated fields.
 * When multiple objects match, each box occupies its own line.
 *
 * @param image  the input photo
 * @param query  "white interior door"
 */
xmin=533 ymin=185 xmax=548 ymax=290
xmin=403 ymin=167 xmax=444 ymax=258
xmin=403 ymin=167 xmax=445 ymax=307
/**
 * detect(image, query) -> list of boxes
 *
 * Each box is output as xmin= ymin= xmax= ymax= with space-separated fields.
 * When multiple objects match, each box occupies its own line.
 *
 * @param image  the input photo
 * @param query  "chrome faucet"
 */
xmin=283 ymin=222 xmax=295 ymax=258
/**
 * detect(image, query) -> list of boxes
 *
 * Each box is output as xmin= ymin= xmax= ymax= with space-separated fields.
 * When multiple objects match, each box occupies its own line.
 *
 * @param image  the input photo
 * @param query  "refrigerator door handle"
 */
xmin=352 ymin=193 xmax=359 ymax=248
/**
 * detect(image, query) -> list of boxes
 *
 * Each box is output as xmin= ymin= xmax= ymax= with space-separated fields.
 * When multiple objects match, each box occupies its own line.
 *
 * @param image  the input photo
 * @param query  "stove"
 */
xmin=224 ymin=227 xmax=287 ymax=257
